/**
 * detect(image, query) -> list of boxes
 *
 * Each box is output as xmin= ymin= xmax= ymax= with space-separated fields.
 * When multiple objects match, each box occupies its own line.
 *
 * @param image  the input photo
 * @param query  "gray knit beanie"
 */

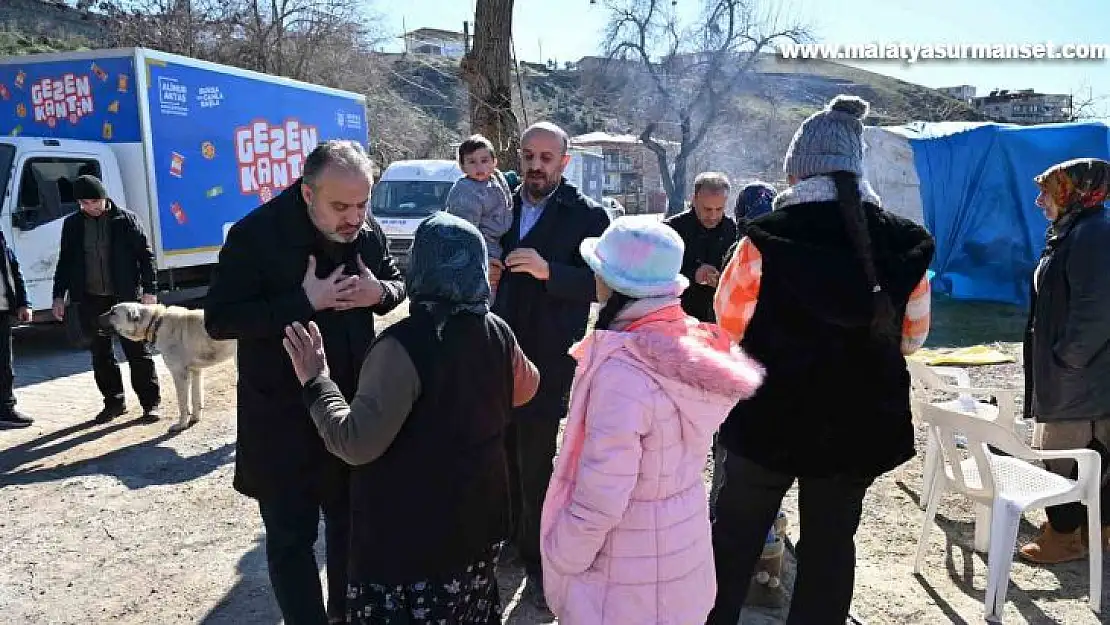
xmin=783 ymin=94 xmax=870 ymax=179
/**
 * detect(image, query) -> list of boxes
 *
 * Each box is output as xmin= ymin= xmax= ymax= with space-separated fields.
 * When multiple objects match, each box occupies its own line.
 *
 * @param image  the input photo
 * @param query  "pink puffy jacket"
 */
xmin=540 ymin=303 xmax=764 ymax=624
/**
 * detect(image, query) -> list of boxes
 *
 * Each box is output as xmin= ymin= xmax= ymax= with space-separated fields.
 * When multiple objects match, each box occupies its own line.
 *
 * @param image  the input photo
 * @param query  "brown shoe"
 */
xmin=1019 ymin=522 xmax=1085 ymax=564
xmin=1078 ymin=524 xmax=1110 ymax=551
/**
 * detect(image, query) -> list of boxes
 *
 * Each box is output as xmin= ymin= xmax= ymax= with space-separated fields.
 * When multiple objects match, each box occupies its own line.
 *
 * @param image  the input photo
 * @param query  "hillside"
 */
xmin=387 ymin=52 xmax=981 ymax=136
xmin=0 ymin=15 xmax=982 ymax=179
xmin=385 ymin=52 xmax=982 ymax=179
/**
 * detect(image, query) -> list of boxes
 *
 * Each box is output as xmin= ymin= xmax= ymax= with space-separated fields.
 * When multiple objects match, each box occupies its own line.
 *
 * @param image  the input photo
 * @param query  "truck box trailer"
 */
xmin=0 ymin=47 xmax=368 ymax=318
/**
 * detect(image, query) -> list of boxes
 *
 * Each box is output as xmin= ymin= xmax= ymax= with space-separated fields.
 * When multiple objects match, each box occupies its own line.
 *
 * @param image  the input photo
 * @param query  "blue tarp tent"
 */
xmin=863 ymin=121 xmax=1110 ymax=306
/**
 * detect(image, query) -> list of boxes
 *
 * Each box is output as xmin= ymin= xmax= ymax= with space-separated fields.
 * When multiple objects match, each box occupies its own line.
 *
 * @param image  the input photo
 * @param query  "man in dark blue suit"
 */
xmin=490 ymin=121 xmax=611 ymax=610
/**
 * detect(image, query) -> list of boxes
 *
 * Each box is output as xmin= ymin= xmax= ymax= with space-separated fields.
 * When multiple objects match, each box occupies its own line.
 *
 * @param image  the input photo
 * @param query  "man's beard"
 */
xmin=525 ymin=171 xmax=558 ymax=201
xmin=307 ymin=202 xmax=357 ymax=243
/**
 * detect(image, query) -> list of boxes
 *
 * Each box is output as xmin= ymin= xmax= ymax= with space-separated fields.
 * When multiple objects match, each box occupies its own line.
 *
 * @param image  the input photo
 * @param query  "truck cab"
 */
xmin=372 ymin=159 xmax=463 ymax=270
xmin=0 ymin=137 xmax=132 ymax=320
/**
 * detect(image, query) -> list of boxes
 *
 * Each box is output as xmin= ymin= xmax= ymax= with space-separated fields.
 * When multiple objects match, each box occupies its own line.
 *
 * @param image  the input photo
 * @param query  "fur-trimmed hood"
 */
xmin=571 ymin=304 xmax=764 ymax=440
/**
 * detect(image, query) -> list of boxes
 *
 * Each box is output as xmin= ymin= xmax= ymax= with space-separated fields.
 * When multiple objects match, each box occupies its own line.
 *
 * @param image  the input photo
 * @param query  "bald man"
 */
xmin=490 ymin=121 xmax=610 ymax=611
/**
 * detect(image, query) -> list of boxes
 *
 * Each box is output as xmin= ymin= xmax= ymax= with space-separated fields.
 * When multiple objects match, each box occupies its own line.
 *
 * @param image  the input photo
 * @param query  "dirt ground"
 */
xmin=0 ymin=302 xmax=1105 ymax=624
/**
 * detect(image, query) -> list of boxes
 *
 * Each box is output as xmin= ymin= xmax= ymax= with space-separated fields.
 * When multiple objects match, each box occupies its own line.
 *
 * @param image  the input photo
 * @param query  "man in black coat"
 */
xmin=204 ymin=140 xmax=406 ymax=625
xmin=0 ymin=227 xmax=33 ymax=429
xmin=51 ymin=175 xmax=161 ymax=422
xmin=664 ymin=172 xmax=738 ymax=322
xmin=490 ymin=121 xmax=610 ymax=610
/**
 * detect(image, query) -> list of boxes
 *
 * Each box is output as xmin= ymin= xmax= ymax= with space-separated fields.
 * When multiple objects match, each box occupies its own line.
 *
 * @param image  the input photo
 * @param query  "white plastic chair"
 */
xmin=911 ymin=397 xmax=1102 ymax=622
xmin=907 ymin=360 xmax=1030 ymax=552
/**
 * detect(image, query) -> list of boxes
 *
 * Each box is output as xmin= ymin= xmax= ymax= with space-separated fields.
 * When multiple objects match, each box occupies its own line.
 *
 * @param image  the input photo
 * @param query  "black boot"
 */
xmin=0 ymin=409 xmax=33 ymax=429
xmin=94 ymin=403 xmax=127 ymax=423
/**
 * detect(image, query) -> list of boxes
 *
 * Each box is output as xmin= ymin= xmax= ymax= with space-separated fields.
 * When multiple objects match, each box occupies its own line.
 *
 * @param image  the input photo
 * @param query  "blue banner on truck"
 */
xmin=0 ymin=55 xmax=141 ymax=142
xmin=145 ymin=59 xmax=367 ymax=255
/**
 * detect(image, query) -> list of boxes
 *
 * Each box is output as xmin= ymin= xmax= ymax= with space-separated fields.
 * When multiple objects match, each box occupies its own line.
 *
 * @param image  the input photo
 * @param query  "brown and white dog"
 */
xmin=99 ymin=303 xmax=236 ymax=432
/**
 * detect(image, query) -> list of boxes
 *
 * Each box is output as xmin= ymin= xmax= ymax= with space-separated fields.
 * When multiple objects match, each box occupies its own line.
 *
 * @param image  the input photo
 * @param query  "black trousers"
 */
xmin=258 ymin=491 xmax=351 ymax=625
xmin=0 ymin=313 xmax=15 ymax=413
xmin=706 ymin=453 xmax=873 ymax=625
xmin=504 ymin=414 xmax=562 ymax=578
xmin=79 ymin=294 xmax=160 ymax=409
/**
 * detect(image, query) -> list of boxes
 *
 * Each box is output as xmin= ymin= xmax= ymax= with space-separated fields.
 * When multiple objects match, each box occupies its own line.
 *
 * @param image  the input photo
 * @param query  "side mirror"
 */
xmin=13 ymin=208 xmax=38 ymax=231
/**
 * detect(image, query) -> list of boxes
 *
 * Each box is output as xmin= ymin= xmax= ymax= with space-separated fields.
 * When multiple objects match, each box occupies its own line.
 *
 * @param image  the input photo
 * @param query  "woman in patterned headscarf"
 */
xmin=282 ymin=211 xmax=540 ymax=623
xmin=1020 ymin=157 xmax=1110 ymax=564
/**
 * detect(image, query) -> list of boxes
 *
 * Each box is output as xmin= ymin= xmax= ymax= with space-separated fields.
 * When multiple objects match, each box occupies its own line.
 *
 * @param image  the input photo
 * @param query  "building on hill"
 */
xmin=576 ymin=55 xmax=642 ymax=75
xmin=572 ymin=131 xmax=678 ymax=214
xmin=403 ymin=28 xmax=466 ymax=59
xmin=970 ymin=89 xmax=1073 ymax=125
xmin=938 ymin=85 xmax=976 ymax=102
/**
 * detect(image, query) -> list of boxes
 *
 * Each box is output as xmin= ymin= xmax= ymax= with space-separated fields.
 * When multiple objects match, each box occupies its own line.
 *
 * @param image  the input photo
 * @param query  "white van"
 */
xmin=372 ymin=159 xmax=463 ymax=269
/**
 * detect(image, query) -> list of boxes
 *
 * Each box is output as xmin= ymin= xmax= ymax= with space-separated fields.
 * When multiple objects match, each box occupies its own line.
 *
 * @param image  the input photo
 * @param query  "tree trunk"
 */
xmin=461 ymin=0 xmax=521 ymax=174
xmin=669 ymin=153 xmax=687 ymax=216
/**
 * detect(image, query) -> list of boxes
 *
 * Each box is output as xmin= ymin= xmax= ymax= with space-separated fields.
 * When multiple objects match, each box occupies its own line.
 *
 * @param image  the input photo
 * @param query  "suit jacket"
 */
xmin=492 ymin=178 xmax=610 ymax=418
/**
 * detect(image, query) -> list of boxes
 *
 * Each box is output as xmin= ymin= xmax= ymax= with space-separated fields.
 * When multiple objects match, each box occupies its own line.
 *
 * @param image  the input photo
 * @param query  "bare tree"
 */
xmin=601 ymin=0 xmax=810 ymax=214
xmin=97 ymin=0 xmax=381 ymax=82
xmin=96 ymin=0 xmax=231 ymax=59
xmin=884 ymin=94 xmax=981 ymax=125
xmin=461 ymin=0 xmax=521 ymax=173
xmin=235 ymin=0 xmax=369 ymax=80
xmin=94 ymin=0 xmax=457 ymax=165
xmin=1068 ymin=81 xmax=1108 ymax=122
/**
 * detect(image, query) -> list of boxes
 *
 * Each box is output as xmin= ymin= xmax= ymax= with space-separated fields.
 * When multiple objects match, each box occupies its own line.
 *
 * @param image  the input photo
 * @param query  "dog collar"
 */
xmin=143 ymin=312 xmax=164 ymax=343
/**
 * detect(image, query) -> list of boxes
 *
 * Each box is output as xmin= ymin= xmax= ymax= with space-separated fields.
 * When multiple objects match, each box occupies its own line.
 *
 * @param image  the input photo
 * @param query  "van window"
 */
xmin=13 ymin=158 xmax=102 ymax=231
xmin=370 ymin=180 xmax=455 ymax=218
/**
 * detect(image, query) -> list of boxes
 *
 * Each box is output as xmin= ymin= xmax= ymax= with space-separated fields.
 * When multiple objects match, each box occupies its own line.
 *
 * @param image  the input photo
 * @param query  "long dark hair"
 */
xmin=830 ymin=170 xmax=898 ymax=344
xmin=595 ymin=291 xmax=635 ymax=331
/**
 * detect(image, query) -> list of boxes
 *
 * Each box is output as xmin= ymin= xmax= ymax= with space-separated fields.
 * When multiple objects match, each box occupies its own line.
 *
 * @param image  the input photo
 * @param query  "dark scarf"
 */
xmin=405 ymin=212 xmax=491 ymax=337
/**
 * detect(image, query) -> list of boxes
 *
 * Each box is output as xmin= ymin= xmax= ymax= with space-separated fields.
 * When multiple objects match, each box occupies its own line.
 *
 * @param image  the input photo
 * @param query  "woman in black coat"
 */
xmin=1019 ymin=157 xmax=1110 ymax=564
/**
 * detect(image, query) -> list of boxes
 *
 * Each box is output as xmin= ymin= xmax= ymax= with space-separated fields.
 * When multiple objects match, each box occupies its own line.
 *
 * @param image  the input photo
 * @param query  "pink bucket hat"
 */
xmin=580 ymin=219 xmax=689 ymax=298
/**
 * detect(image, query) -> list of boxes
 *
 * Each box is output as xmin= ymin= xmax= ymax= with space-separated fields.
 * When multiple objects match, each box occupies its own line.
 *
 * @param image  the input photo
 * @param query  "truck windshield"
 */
xmin=0 ymin=144 xmax=13 ymax=199
xmin=370 ymin=180 xmax=455 ymax=217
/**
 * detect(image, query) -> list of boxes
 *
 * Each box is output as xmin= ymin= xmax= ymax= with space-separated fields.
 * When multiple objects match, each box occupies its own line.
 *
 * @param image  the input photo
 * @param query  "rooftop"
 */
xmin=572 ymin=131 xmax=680 ymax=147
xmin=403 ymin=27 xmax=466 ymax=41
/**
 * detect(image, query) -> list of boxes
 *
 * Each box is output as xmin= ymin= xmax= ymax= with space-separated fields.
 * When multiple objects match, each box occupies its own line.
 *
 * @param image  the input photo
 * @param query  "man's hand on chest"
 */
xmin=302 ymin=255 xmax=383 ymax=311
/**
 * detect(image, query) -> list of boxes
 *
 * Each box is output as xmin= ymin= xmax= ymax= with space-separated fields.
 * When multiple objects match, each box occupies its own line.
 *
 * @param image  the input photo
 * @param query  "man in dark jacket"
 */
xmin=204 ymin=140 xmax=406 ymax=625
xmin=51 ymin=175 xmax=160 ymax=422
xmin=1019 ymin=157 xmax=1110 ymax=565
xmin=490 ymin=121 xmax=610 ymax=610
xmin=664 ymin=172 xmax=738 ymax=322
xmin=0 ymin=228 xmax=33 ymax=429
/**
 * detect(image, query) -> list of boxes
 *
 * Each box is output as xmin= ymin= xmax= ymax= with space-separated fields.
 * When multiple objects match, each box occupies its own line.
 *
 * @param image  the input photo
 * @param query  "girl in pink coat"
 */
xmin=540 ymin=219 xmax=765 ymax=624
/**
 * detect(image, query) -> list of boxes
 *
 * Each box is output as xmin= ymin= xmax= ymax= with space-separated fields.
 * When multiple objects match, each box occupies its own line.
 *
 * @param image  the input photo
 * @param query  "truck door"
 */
xmin=7 ymin=155 xmax=104 ymax=312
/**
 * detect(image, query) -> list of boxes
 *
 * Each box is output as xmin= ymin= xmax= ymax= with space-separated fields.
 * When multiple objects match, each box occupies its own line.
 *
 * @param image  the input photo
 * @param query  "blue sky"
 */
xmin=379 ymin=0 xmax=1110 ymax=116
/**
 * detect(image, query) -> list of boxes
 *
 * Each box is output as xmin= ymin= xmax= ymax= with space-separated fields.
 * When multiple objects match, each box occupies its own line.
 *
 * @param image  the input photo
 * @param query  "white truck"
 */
xmin=375 ymin=147 xmax=605 ymax=269
xmin=0 ymin=47 xmax=368 ymax=320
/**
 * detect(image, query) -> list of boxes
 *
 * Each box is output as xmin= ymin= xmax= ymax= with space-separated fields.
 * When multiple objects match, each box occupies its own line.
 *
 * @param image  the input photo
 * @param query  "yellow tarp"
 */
xmin=908 ymin=345 xmax=1016 ymax=366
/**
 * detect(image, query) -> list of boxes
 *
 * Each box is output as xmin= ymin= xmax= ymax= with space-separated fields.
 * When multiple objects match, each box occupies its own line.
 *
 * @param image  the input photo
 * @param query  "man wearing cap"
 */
xmin=52 ymin=174 xmax=161 ymax=422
